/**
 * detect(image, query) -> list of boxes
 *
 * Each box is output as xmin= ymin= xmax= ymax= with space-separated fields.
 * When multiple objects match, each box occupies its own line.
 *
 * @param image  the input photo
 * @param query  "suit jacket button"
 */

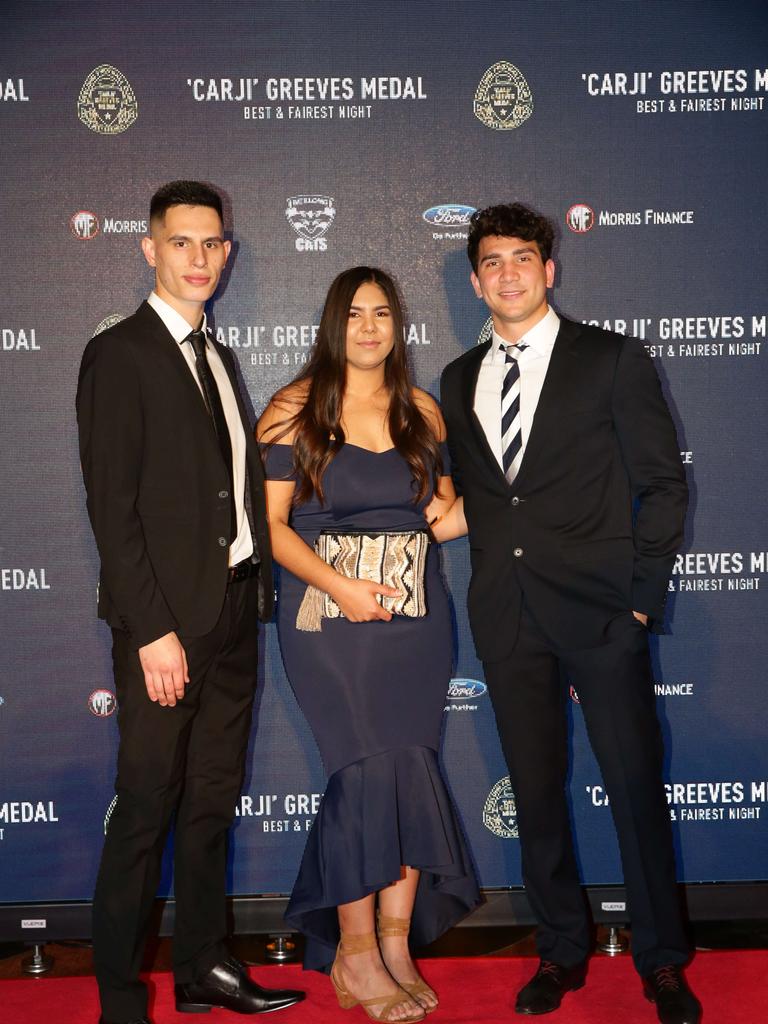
xmin=513 ymin=547 xmax=524 ymax=557
xmin=510 ymin=496 xmax=520 ymax=506
xmin=218 ymin=537 xmax=228 ymax=547
xmin=218 ymin=490 xmax=229 ymax=499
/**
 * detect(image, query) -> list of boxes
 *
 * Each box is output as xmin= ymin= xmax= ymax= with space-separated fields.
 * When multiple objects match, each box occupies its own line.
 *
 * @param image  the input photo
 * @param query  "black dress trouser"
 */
xmin=93 ymin=576 xmax=258 ymax=1022
xmin=483 ymin=603 xmax=690 ymax=977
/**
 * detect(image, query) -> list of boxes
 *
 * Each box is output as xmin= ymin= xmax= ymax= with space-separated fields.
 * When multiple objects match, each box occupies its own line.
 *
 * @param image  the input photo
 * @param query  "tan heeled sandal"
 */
xmin=331 ymin=931 xmax=425 ymax=1022
xmin=377 ymin=913 xmax=438 ymax=1014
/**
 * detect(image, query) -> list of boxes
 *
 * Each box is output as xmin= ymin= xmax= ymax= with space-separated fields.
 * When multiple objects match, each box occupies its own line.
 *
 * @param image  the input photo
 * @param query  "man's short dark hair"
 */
xmin=149 ymin=180 xmax=223 ymax=225
xmin=467 ymin=203 xmax=555 ymax=271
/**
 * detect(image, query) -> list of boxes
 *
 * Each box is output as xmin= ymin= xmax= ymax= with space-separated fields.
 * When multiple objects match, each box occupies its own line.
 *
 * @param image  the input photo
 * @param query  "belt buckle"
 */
xmin=229 ymin=559 xmax=256 ymax=584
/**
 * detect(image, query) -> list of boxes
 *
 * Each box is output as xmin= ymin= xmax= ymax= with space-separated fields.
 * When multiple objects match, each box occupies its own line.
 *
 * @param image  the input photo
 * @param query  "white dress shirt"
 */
xmin=147 ymin=292 xmax=253 ymax=566
xmin=473 ymin=306 xmax=560 ymax=473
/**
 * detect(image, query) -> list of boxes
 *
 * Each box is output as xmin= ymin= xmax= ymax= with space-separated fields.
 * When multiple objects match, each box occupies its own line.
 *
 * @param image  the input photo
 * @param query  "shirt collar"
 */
xmin=491 ymin=305 xmax=560 ymax=363
xmin=147 ymin=291 xmax=208 ymax=345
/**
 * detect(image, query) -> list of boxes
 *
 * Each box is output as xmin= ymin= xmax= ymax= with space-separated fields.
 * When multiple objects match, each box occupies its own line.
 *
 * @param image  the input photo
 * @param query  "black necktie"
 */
xmin=186 ymin=328 xmax=237 ymax=542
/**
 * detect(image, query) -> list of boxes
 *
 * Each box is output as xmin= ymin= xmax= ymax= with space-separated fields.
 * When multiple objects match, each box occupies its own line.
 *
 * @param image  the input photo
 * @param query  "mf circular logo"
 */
xmin=474 ymin=62 xmax=533 ymax=131
xmin=70 ymin=210 xmax=100 ymax=240
xmin=482 ymin=776 xmax=519 ymax=839
xmin=78 ymin=64 xmax=138 ymax=134
xmin=566 ymin=204 xmax=595 ymax=234
xmin=92 ymin=313 xmax=126 ymax=337
xmin=88 ymin=689 xmax=117 ymax=717
xmin=285 ymin=195 xmax=336 ymax=251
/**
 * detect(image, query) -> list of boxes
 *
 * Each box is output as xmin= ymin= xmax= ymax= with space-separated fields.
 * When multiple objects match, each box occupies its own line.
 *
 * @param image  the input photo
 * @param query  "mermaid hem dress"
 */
xmin=263 ymin=441 xmax=480 ymax=972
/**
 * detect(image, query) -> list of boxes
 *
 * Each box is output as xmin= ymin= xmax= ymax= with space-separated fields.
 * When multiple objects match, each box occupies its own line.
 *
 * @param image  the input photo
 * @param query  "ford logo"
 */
xmin=423 ymin=204 xmax=476 ymax=227
xmin=447 ymin=678 xmax=487 ymax=700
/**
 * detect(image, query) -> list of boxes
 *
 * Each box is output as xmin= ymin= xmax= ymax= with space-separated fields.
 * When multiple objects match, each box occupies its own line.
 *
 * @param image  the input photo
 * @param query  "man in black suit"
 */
xmin=440 ymin=204 xmax=699 ymax=1024
xmin=77 ymin=181 xmax=304 ymax=1024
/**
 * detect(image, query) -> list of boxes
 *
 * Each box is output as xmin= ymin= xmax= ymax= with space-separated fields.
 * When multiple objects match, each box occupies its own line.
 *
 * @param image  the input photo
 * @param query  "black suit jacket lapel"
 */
xmin=513 ymin=317 xmax=582 ymax=489
xmin=138 ymin=301 xmax=215 ymax=427
xmin=459 ymin=341 xmax=510 ymax=492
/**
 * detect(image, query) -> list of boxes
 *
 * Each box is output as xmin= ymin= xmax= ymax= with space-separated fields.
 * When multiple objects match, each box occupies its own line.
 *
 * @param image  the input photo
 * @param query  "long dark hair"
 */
xmin=269 ymin=266 xmax=442 ymax=505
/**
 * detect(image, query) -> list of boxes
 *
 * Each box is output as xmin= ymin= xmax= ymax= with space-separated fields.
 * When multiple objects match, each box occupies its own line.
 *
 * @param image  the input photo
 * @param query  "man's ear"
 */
xmin=141 ymin=235 xmax=156 ymax=268
xmin=470 ymin=270 xmax=483 ymax=299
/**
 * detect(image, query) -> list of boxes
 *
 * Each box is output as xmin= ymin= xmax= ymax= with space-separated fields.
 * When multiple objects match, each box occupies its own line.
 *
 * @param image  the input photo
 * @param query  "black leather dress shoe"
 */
xmin=175 ymin=956 xmax=305 ymax=1014
xmin=515 ymin=959 xmax=587 ymax=1015
xmin=643 ymin=965 xmax=701 ymax=1024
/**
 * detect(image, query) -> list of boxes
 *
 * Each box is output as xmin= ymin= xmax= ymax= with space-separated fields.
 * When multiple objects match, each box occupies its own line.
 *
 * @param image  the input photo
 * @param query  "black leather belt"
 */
xmin=227 ymin=559 xmax=259 ymax=584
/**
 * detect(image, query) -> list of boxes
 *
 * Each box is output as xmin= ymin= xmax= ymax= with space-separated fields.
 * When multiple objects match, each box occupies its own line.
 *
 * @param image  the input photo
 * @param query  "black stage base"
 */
xmin=2 ymin=883 xmax=767 ymax=944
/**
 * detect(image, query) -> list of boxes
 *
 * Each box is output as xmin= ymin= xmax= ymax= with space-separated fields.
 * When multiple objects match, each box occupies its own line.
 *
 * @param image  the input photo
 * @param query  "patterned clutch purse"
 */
xmin=296 ymin=528 xmax=430 ymax=632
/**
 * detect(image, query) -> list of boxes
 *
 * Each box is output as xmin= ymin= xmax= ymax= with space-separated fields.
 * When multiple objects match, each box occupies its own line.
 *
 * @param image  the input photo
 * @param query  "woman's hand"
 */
xmin=327 ymin=575 xmax=401 ymax=622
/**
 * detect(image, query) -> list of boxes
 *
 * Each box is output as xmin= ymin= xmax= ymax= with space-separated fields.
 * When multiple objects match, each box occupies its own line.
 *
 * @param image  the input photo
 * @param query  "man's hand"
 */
xmin=138 ymin=631 xmax=189 ymax=706
xmin=632 ymin=610 xmax=649 ymax=627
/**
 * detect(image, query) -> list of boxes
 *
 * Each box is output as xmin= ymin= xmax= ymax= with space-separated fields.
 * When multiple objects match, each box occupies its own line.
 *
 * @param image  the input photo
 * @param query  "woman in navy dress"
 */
xmin=258 ymin=267 xmax=477 ymax=1022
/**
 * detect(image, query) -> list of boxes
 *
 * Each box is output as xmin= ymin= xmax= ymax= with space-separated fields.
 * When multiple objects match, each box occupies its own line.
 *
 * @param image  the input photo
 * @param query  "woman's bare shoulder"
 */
xmin=256 ymin=380 xmax=309 ymax=443
xmin=412 ymin=386 xmax=446 ymax=441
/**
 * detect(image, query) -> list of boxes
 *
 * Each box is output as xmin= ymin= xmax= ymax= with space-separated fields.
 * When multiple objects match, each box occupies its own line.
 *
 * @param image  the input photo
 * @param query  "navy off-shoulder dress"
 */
xmin=263 ymin=441 xmax=480 ymax=972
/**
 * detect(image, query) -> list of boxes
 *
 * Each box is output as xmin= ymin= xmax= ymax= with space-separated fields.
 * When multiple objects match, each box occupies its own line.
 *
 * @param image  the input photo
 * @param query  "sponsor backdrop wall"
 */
xmin=2 ymin=1 xmax=767 ymax=927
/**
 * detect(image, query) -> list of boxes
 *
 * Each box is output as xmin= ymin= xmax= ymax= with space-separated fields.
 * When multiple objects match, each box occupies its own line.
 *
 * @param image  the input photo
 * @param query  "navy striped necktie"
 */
xmin=500 ymin=341 xmax=528 ymax=483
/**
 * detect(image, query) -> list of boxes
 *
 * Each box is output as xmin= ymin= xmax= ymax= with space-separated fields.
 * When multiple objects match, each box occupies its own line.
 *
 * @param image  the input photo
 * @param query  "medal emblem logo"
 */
xmin=474 ymin=61 xmax=533 ymax=131
xmin=78 ymin=64 xmax=138 ymax=134
xmin=482 ymin=776 xmax=519 ymax=838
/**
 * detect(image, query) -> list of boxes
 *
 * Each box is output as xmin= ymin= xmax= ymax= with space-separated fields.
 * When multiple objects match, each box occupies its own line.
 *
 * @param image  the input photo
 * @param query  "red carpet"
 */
xmin=0 ymin=951 xmax=764 ymax=1023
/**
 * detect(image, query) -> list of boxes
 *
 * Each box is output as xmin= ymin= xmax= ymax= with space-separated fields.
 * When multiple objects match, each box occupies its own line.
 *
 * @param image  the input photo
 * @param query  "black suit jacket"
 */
xmin=440 ymin=318 xmax=687 ymax=660
xmin=77 ymin=301 xmax=273 ymax=649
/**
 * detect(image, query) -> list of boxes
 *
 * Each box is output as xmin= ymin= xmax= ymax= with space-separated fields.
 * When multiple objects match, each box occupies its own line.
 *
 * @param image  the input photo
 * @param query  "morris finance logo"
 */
xmin=77 ymin=64 xmax=138 ymax=134
xmin=474 ymin=62 xmax=533 ymax=131
xmin=88 ymin=689 xmax=117 ymax=717
xmin=483 ymin=776 xmax=519 ymax=839
xmin=70 ymin=210 xmax=99 ymax=240
xmin=566 ymin=204 xmax=595 ymax=233
xmin=285 ymin=195 xmax=336 ymax=251
xmin=422 ymin=204 xmax=475 ymax=227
